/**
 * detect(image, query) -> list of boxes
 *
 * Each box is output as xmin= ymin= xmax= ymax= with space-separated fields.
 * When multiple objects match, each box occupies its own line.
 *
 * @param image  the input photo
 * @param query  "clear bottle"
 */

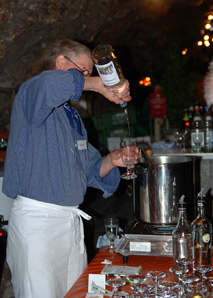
xmin=172 ymin=195 xmax=193 ymax=267
xmin=191 ymin=106 xmax=204 ymax=152
xmin=204 ymin=106 xmax=213 ymax=152
xmin=191 ymin=188 xmax=212 ymax=266
xmin=92 ymin=44 xmax=127 ymax=108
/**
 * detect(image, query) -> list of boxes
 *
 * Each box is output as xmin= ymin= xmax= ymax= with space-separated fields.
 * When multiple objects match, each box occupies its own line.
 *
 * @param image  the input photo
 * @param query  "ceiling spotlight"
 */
xmin=197 ymin=41 xmax=203 ymax=46
xmin=208 ymin=14 xmax=213 ymax=21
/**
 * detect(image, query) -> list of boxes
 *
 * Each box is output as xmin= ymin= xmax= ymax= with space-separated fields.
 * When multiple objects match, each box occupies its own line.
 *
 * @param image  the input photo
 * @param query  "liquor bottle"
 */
xmin=191 ymin=106 xmax=204 ymax=152
xmin=204 ymin=106 xmax=213 ymax=152
xmin=92 ymin=44 xmax=127 ymax=108
xmin=191 ymin=188 xmax=212 ymax=266
xmin=172 ymin=195 xmax=193 ymax=267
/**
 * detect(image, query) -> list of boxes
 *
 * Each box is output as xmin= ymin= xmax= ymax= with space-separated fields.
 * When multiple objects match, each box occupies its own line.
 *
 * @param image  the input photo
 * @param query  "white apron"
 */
xmin=6 ymin=195 xmax=91 ymax=298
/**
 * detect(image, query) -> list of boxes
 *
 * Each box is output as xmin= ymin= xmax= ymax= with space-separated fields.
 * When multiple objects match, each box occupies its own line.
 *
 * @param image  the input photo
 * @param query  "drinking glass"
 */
xmin=130 ymin=281 xmax=151 ymax=295
xmin=104 ymin=217 xmax=119 ymax=252
xmin=193 ymin=132 xmax=203 ymax=152
xmin=127 ymin=274 xmax=147 ymax=285
xmin=158 ymin=281 xmax=180 ymax=297
xmin=146 ymin=271 xmax=166 ymax=294
xmin=106 ymin=278 xmax=126 ymax=298
xmin=120 ymin=139 xmax=137 ymax=180
xmin=176 ymin=257 xmax=194 ymax=273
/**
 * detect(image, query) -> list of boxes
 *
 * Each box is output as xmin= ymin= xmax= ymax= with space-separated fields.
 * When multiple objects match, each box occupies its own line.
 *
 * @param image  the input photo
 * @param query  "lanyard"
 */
xmin=63 ymin=103 xmax=83 ymax=136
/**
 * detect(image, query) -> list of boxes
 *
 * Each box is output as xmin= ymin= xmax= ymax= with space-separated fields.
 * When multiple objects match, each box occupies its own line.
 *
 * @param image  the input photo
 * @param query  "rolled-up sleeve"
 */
xmin=86 ymin=144 xmax=121 ymax=198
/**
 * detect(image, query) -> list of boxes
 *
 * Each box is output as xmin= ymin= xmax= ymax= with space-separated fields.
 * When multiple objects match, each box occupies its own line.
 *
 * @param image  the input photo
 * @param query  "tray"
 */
xmin=115 ymin=234 xmax=173 ymax=257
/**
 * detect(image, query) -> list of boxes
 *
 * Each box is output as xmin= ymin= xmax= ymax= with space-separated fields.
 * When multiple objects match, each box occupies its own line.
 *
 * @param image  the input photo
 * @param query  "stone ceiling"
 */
xmin=0 ymin=0 xmax=213 ymax=131
xmin=0 ymin=0 xmax=212 ymax=90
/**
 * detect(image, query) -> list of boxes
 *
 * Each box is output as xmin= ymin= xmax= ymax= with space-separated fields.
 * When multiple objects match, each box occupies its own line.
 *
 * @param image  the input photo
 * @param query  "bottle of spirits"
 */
xmin=92 ymin=44 xmax=127 ymax=108
xmin=172 ymin=195 xmax=193 ymax=267
xmin=191 ymin=188 xmax=212 ymax=266
xmin=191 ymin=106 xmax=204 ymax=152
xmin=204 ymin=106 xmax=213 ymax=152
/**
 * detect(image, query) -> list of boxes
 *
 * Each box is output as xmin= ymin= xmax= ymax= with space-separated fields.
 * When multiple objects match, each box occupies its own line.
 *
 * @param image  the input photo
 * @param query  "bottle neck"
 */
xmin=197 ymin=203 xmax=205 ymax=217
xmin=177 ymin=208 xmax=188 ymax=225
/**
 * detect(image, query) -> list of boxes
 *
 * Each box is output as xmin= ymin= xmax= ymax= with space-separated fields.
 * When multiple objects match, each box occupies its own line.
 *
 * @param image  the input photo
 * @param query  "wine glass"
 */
xmin=176 ymin=257 xmax=194 ymax=273
xmin=146 ymin=271 xmax=166 ymax=294
xmin=120 ymin=139 xmax=137 ymax=180
xmin=104 ymin=217 xmax=119 ymax=252
xmin=158 ymin=281 xmax=180 ymax=298
xmin=130 ymin=282 xmax=151 ymax=294
xmin=106 ymin=278 xmax=126 ymax=298
xmin=193 ymin=132 xmax=203 ymax=152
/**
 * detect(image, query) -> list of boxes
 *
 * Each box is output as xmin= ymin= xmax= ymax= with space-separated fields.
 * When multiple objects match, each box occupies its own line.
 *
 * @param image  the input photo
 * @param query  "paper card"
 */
xmin=88 ymin=274 xmax=106 ymax=293
xmin=129 ymin=241 xmax=151 ymax=252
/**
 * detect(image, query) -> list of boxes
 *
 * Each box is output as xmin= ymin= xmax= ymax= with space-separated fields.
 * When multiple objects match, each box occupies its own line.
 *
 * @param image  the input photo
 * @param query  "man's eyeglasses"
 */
xmin=64 ymin=55 xmax=91 ymax=77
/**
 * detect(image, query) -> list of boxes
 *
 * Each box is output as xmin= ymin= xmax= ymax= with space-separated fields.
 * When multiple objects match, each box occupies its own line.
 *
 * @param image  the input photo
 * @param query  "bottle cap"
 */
xmin=178 ymin=195 xmax=187 ymax=209
xmin=197 ymin=188 xmax=206 ymax=199
xmin=197 ymin=188 xmax=206 ymax=205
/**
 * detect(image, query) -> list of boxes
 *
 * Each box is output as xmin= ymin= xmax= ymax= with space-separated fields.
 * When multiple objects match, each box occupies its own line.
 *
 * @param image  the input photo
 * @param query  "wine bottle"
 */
xmin=191 ymin=188 xmax=212 ymax=266
xmin=172 ymin=195 xmax=193 ymax=267
xmin=92 ymin=44 xmax=127 ymax=108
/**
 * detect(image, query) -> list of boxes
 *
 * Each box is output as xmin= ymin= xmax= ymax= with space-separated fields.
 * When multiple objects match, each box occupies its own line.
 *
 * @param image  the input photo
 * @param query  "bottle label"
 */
xmin=95 ymin=61 xmax=120 ymax=86
xmin=202 ymin=233 xmax=210 ymax=243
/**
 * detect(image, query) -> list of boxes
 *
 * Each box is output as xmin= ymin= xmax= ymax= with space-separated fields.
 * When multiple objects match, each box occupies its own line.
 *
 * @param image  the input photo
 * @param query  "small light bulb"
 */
xmin=204 ymin=40 xmax=210 ymax=47
xmin=197 ymin=41 xmax=203 ymax=46
xmin=204 ymin=35 xmax=210 ymax=40
xmin=205 ymin=23 xmax=211 ymax=30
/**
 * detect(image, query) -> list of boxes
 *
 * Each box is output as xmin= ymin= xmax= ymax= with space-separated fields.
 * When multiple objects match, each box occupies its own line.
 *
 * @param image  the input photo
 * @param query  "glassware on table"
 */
xmin=193 ymin=132 xmax=203 ymax=152
xmin=187 ymin=281 xmax=211 ymax=297
xmin=104 ymin=217 xmax=119 ymax=252
xmin=194 ymin=265 xmax=212 ymax=296
xmin=158 ymin=281 xmax=180 ymax=298
xmin=176 ymin=257 xmax=194 ymax=273
xmin=194 ymin=264 xmax=213 ymax=279
xmin=105 ymin=278 xmax=126 ymax=298
xmin=127 ymin=274 xmax=147 ymax=285
xmin=130 ymin=281 xmax=151 ymax=294
xmin=120 ymin=139 xmax=137 ymax=180
xmin=146 ymin=271 xmax=166 ymax=294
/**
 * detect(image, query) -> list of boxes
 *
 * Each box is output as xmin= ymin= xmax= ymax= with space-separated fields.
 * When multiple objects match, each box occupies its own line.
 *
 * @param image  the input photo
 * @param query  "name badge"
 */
xmin=77 ymin=140 xmax=87 ymax=150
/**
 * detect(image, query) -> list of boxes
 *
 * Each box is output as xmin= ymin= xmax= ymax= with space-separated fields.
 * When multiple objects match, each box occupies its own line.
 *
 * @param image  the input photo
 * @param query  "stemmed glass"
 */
xmin=120 ymin=139 xmax=137 ymax=180
xmin=193 ymin=132 xmax=203 ymax=152
xmin=146 ymin=271 xmax=166 ymax=294
xmin=176 ymin=257 xmax=194 ymax=273
xmin=106 ymin=278 xmax=126 ymax=298
xmin=158 ymin=281 xmax=180 ymax=297
xmin=194 ymin=265 xmax=212 ymax=295
xmin=104 ymin=217 xmax=119 ymax=252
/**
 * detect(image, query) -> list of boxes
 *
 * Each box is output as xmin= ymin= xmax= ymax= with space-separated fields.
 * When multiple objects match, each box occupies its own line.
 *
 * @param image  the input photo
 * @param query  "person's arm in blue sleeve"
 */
xmin=87 ymin=144 xmax=139 ymax=198
xmin=19 ymin=69 xmax=84 ymax=125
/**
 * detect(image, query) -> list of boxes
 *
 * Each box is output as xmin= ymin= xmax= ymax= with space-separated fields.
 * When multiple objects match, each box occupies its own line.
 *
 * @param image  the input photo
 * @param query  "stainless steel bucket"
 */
xmin=138 ymin=155 xmax=195 ymax=225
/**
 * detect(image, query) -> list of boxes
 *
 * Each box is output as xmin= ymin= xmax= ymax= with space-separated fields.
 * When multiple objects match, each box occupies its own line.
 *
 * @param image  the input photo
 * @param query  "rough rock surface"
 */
xmin=0 ymin=0 xmax=212 ymax=130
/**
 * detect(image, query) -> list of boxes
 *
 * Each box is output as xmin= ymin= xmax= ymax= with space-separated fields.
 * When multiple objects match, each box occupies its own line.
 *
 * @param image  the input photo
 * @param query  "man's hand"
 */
xmin=84 ymin=77 xmax=131 ymax=105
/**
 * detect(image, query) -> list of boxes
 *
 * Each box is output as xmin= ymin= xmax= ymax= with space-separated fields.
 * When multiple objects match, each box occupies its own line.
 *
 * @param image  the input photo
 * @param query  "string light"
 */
xmin=139 ymin=77 xmax=151 ymax=86
xmin=197 ymin=11 xmax=213 ymax=47
xmin=181 ymin=48 xmax=188 ymax=55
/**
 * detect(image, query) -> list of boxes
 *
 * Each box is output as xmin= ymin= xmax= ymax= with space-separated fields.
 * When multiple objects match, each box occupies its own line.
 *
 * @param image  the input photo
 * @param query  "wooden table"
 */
xmin=64 ymin=247 xmax=174 ymax=298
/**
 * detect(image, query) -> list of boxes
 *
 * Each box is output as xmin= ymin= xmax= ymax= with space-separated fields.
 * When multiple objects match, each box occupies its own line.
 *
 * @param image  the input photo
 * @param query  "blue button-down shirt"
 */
xmin=3 ymin=69 xmax=120 ymax=206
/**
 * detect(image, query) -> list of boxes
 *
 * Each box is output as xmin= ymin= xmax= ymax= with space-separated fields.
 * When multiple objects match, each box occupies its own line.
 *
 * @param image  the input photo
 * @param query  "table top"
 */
xmin=64 ymin=247 xmax=174 ymax=298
